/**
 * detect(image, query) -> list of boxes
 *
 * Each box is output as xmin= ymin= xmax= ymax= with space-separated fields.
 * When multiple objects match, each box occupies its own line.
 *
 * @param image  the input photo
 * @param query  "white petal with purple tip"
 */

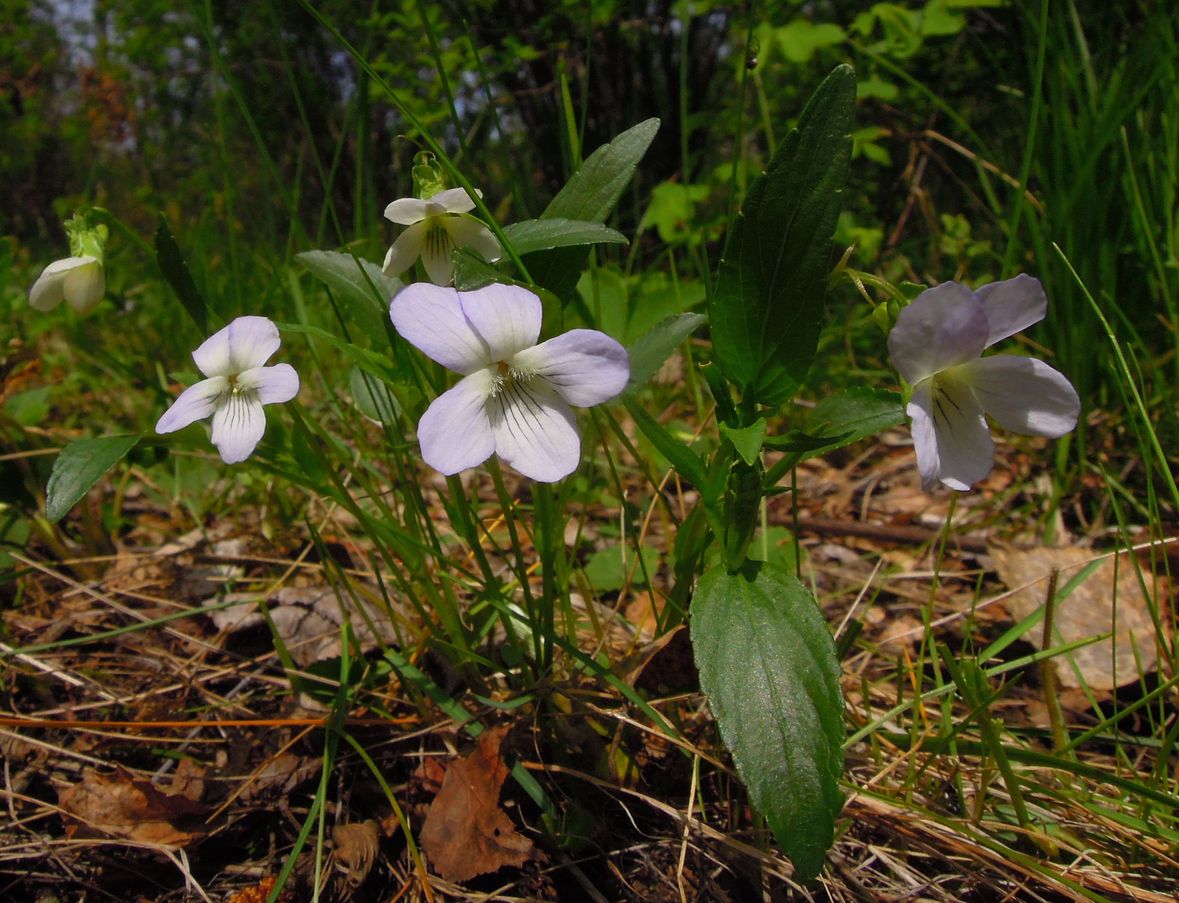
xmin=512 ymin=330 xmax=630 ymax=407
xmin=976 ymin=274 xmax=1047 ymax=348
xmin=959 ymin=355 xmax=1079 ymax=437
xmin=417 ymin=370 xmax=497 ymax=475
xmin=391 ymin=284 xmax=490 ymax=374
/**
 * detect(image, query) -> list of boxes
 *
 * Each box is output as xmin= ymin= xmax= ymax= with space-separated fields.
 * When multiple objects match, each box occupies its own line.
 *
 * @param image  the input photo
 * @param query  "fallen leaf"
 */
xmin=992 ymin=544 xmax=1163 ymax=690
xmin=209 ymin=585 xmax=399 ymax=667
xmin=332 ymin=820 xmax=380 ymax=889
xmin=58 ymin=766 xmax=208 ymax=846
xmin=420 ymin=726 xmax=535 ymax=881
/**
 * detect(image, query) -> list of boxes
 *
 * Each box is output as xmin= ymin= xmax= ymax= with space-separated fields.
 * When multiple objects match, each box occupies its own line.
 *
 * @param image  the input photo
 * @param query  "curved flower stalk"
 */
xmin=390 ymin=282 xmax=629 ymax=482
xmin=29 ymin=212 xmax=109 ymax=314
xmin=156 ymin=316 xmax=300 ymax=464
xmin=887 ymin=274 xmax=1080 ymax=490
xmin=382 ymin=187 xmax=502 ymax=286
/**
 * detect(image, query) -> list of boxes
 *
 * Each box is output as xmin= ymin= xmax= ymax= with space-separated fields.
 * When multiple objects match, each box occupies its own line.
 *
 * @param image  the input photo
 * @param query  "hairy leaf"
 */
xmin=46 ymin=435 xmax=140 ymax=523
xmin=691 ymin=562 xmax=844 ymax=881
xmin=155 ymin=214 xmax=207 ymax=334
xmin=503 ymin=218 xmax=627 ymax=255
xmin=710 ymin=66 xmax=855 ymax=406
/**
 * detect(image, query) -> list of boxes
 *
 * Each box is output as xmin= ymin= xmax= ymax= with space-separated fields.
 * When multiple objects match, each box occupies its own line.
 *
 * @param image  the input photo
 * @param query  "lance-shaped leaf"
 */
xmin=526 ymin=119 xmax=660 ymax=300
xmin=503 ymin=219 xmax=627 ymax=256
xmin=155 ymin=215 xmax=207 ymax=334
xmin=297 ymin=250 xmax=400 ymax=341
xmin=691 ymin=562 xmax=845 ymax=881
xmin=46 ymin=435 xmax=140 ymax=523
xmin=709 ymin=65 xmax=855 ymax=407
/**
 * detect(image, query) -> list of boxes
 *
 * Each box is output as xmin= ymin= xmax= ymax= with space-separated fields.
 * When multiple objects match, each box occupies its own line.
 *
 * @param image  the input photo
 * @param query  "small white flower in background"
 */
xmin=888 ymin=274 xmax=1080 ymax=491
xmin=156 ymin=316 xmax=300 ymax=464
xmin=382 ymin=187 xmax=502 ymax=286
xmin=29 ymin=256 xmax=106 ymax=314
xmin=29 ymin=211 xmax=109 ymax=314
xmin=390 ymin=282 xmax=629 ymax=482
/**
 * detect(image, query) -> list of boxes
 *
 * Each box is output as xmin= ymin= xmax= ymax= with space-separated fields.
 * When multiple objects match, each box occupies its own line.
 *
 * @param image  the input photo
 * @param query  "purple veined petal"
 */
xmin=976 ymin=274 xmax=1047 ymax=348
xmin=29 ymin=256 xmax=96 ymax=312
xmin=512 ymin=329 xmax=630 ymax=407
xmin=238 ymin=363 xmax=300 ymax=405
xmin=62 ymin=259 xmax=105 ymax=313
xmin=430 ymin=187 xmax=479 ymax=214
xmin=391 ymin=283 xmax=491 ymax=374
xmin=210 ymin=389 xmax=267 ymax=464
xmin=959 ymin=355 xmax=1080 ymax=437
xmin=383 ymin=221 xmax=428 ymax=277
xmin=459 ymin=284 xmax=542 ymax=361
xmin=193 ymin=316 xmax=281 ymax=377
xmin=156 ymin=376 xmax=228 ymax=434
xmin=888 ymin=282 xmax=988 ymax=385
xmin=384 ymin=197 xmax=432 ymax=225
xmin=418 ymin=221 xmax=458 ymax=285
xmin=416 ymin=369 xmax=496 ymax=475
xmin=489 ymin=378 xmax=581 ymax=482
xmin=908 ymin=375 xmax=994 ymax=491
xmin=444 ymin=216 xmax=502 ymax=263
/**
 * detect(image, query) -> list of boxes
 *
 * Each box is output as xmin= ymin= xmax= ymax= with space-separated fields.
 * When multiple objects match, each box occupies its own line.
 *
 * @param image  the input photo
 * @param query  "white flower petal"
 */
xmin=511 ymin=329 xmax=630 ymax=407
xmin=193 ymin=316 xmax=281 ymax=377
xmin=238 ymin=363 xmax=300 ymax=405
xmin=210 ymin=390 xmax=267 ymax=464
xmin=384 ymin=197 xmax=432 ymax=225
xmin=417 ymin=369 xmax=496 ymax=475
xmin=390 ymin=283 xmax=491 ymax=374
xmin=419 ymin=222 xmax=457 ymax=285
xmin=908 ymin=376 xmax=994 ymax=491
xmin=383 ymin=221 xmax=428 ymax=277
xmin=444 ymin=216 xmax=502 ymax=263
xmin=888 ymin=282 xmax=988 ymax=384
xmin=431 ymin=187 xmax=479 ymax=214
xmin=156 ymin=376 xmax=228 ymax=434
xmin=960 ymin=355 xmax=1079 ymax=437
xmin=62 ymin=259 xmax=105 ymax=313
xmin=976 ymin=274 xmax=1047 ymax=348
xmin=490 ymin=378 xmax=581 ymax=482
xmin=29 ymin=256 xmax=97 ymax=312
xmin=458 ymin=284 xmax=542 ymax=361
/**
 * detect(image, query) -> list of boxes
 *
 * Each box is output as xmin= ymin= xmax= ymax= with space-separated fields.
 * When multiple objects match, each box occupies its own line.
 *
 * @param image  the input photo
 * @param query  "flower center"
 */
xmin=425 ymin=220 xmax=456 ymax=261
xmin=489 ymin=360 xmax=536 ymax=397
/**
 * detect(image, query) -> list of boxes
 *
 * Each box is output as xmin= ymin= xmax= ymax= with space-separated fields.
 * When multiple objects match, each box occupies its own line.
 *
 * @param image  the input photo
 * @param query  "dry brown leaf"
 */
xmin=332 ymin=820 xmax=380 ymax=889
xmin=58 ymin=766 xmax=208 ymax=846
xmin=209 ymin=585 xmax=398 ymax=666
xmin=420 ymin=726 xmax=535 ymax=881
xmin=992 ymin=544 xmax=1163 ymax=690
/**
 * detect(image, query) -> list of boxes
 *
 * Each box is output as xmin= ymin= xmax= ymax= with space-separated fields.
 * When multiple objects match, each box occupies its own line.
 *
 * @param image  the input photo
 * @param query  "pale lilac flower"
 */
xmin=382 ymin=187 xmax=502 ymax=286
xmin=29 ymin=256 xmax=106 ymax=314
xmin=390 ymin=282 xmax=629 ymax=482
xmin=888 ymin=274 xmax=1079 ymax=490
xmin=156 ymin=316 xmax=299 ymax=464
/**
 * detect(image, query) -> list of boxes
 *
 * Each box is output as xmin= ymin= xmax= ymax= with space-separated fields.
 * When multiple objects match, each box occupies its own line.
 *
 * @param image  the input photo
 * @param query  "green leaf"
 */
xmin=452 ymin=248 xmax=503 ymax=291
xmin=691 ymin=562 xmax=844 ymax=881
xmin=623 ymin=397 xmax=708 ymax=490
xmin=349 ymin=365 xmax=401 ymax=424
xmin=526 ymin=118 xmax=660 ymax=299
xmin=801 ymin=387 xmax=904 ymax=460
xmin=503 ymin=218 xmax=627 ymax=256
xmin=582 ymin=544 xmax=660 ymax=592
xmin=776 ymin=20 xmax=846 ymax=64
xmin=709 ymin=65 xmax=856 ymax=407
xmin=544 ymin=118 xmax=661 ymax=222
xmin=625 ymin=312 xmax=706 ymax=396
xmin=155 ymin=214 xmax=207 ymax=334
xmin=296 ymin=250 xmax=400 ymax=340
xmin=279 ymin=323 xmax=400 ymax=386
xmin=719 ymin=419 xmax=767 ymax=466
xmin=45 ymin=435 xmax=140 ymax=523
